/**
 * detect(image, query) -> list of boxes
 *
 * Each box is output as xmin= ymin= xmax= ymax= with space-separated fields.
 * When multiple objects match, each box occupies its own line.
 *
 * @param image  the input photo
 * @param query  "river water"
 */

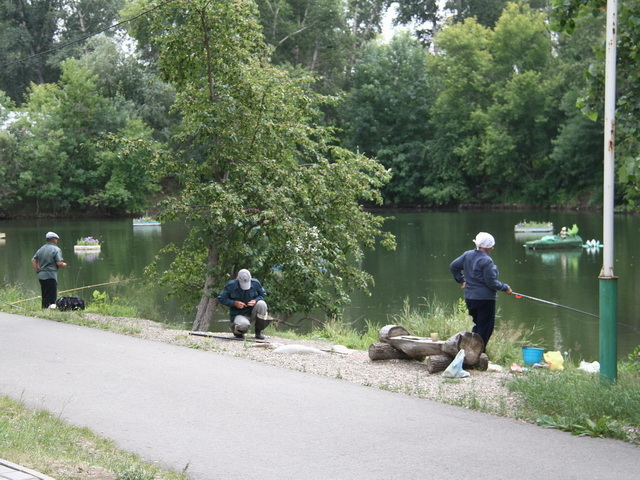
xmin=1 ymin=211 xmax=638 ymax=360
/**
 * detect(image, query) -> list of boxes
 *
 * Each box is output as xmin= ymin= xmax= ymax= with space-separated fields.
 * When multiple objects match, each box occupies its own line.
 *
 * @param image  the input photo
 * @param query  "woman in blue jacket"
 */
xmin=450 ymin=232 xmax=513 ymax=348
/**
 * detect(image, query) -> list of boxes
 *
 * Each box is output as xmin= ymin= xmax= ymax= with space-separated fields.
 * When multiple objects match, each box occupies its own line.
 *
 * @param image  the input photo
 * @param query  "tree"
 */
xmin=342 ymin=33 xmax=435 ymax=204
xmin=551 ymin=0 xmax=640 ymax=207
xmin=78 ymin=34 xmax=178 ymax=142
xmin=126 ymin=0 xmax=395 ymax=330
xmin=0 ymin=0 xmax=62 ymax=102
xmin=8 ymin=59 xmax=161 ymax=215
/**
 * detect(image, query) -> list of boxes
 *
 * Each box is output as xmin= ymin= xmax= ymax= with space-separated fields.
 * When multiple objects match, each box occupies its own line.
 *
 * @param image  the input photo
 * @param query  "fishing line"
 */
xmin=512 ymin=292 xmax=598 ymax=318
xmin=9 ymin=278 xmax=136 ymax=305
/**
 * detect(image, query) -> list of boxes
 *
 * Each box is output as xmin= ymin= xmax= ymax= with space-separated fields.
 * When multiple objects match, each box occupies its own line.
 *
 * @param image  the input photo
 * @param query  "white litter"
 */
xmin=578 ymin=360 xmax=600 ymax=373
xmin=487 ymin=362 xmax=503 ymax=372
xmin=272 ymin=345 xmax=327 ymax=355
xmin=331 ymin=345 xmax=355 ymax=354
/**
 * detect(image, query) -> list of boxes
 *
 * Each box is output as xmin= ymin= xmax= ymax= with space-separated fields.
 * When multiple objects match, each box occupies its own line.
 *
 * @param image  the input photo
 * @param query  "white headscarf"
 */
xmin=473 ymin=232 xmax=495 ymax=249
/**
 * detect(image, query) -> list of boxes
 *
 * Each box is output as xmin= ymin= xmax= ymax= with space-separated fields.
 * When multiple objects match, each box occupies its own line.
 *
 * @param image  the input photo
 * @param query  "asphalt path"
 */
xmin=1 ymin=313 xmax=638 ymax=479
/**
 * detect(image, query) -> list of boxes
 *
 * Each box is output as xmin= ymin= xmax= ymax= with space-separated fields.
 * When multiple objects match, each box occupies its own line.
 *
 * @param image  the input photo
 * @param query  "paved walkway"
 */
xmin=1 ymin=313 xmax=639 ymax=479
xmin=0 ymin=459 xmax=54 ymax=480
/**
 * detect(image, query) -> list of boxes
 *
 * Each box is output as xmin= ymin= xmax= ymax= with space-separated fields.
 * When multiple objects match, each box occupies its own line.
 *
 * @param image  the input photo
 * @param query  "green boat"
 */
xmin=524 ymin=234 xmax=584 ymax=250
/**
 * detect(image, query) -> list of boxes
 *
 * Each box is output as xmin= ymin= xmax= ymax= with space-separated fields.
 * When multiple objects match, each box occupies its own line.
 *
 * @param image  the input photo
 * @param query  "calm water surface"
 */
xmin=1 ymin=211 xmax=638 ymax=360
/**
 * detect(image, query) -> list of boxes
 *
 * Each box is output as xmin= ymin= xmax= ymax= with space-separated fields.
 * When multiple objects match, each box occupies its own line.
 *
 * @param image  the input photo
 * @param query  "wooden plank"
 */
xmin=188 ymin=331 xmax=271 ymax=343
xmin=386 ymin=335 xmax=444 ymax=360
xmin=368 ymin=343 xmax=413 ymax=361
xmin=378 ymin=324 xmax=411 ymax=343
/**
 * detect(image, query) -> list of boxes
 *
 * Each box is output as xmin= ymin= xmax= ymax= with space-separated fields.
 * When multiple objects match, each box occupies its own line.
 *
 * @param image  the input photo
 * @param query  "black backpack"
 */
xmin=56 ymin=296 xmax=85 ymax=311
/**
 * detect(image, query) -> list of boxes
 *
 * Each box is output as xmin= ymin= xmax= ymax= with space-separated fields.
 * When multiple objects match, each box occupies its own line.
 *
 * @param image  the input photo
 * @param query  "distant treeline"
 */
xmin=1 ymin=0 xmax=638 ymax=217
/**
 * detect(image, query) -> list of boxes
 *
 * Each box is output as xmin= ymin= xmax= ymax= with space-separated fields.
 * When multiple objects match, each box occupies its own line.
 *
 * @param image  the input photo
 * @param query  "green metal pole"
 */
xmin=599 ymin=277 xmax=617 ymax=383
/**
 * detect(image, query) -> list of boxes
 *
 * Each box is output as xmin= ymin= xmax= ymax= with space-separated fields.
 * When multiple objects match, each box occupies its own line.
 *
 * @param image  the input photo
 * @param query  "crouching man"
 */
xmin=217 ymin=269 xmax=271 ymax=340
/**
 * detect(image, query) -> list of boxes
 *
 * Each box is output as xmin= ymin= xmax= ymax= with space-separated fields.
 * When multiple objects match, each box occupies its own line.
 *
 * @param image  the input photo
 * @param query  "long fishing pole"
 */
xmin=9 ymin=279 xmax=136 ymax=305
xmin=512 ymin=292 xmax=598 ymax=318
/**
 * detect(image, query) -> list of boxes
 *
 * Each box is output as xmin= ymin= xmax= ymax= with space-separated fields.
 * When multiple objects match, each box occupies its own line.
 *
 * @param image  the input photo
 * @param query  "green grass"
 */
xmin=507 ymin=370 xmax=640 ymax=443
xmin=0 ymin=397 xmax=188 ymax=480
xmin=280 ymin=297 xmax=532 ymax=366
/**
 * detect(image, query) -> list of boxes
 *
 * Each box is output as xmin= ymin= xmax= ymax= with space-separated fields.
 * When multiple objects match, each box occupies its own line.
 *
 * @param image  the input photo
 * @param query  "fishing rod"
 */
xmin=512 ymin=292 xmax=598 ymax=318
xmin=9 ymin=279 xmax=136 ymax=305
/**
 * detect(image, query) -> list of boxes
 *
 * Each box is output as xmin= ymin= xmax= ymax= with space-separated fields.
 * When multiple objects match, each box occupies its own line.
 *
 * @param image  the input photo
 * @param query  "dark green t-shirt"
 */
xmin=33 ymin=242 xmax=64 ymax=281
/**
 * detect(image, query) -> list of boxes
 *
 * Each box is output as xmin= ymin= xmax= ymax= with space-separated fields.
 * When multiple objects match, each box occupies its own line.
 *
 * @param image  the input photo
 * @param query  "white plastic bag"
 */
xmin=442 ymin=349 xmax=470 ymax=378
xmin=578 ymin=361 xmax=600 ymax=373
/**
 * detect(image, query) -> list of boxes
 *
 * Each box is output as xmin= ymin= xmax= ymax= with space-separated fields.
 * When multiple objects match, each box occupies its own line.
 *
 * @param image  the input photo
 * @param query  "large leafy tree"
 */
xmin=426 ymin=3 xmax=561 ymax=205
xmin=342 ymin=33 xmax=435 ymax=204
xmin=8 ymin=59 xmax=160 ymax=214
xmin=0 ymin=0 xmax=124 ymax=104
xmin=552 ymin=0 xmax=640 ymax=206
xmin=0 ymin=0 xmax=61 ymax=102
xmin=125 ymin=0 xmax=394 ymax=330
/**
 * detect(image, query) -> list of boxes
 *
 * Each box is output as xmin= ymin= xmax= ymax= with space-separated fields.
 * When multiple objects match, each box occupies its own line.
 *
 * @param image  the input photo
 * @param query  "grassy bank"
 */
xmin=0 ymin=397 xmax=188 ymax=480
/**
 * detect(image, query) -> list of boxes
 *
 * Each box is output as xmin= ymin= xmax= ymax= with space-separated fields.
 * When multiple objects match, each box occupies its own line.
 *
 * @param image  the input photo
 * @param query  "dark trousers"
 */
xmin=465 ymin=299 xmax=496 ymax=348
xmin=40 ymin=278 xmax=58 ymax=308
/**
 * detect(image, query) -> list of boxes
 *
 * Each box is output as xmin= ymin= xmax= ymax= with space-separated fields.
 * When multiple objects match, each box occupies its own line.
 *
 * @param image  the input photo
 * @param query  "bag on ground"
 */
xmin=442 ymin=349 xmax=470 ymax=378
xmin=55 ymin=296 xmax=85 ymax=311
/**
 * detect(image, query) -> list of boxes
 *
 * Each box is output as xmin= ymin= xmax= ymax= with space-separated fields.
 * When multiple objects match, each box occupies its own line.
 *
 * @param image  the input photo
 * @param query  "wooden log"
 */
xmin=368 ymin=343 xmax=413 ymax=361
xmin=378 ymin=325 xmax=411 ymax=343
xmin=386 ymin=335 xmax=443 ymax=360
xmin=466 ymin=353 xmax=489 ymax=371
xmin=441 ymin=331 xmax=485 ymax=365
xmin=425 ymin=354 xmax=454 ymax=374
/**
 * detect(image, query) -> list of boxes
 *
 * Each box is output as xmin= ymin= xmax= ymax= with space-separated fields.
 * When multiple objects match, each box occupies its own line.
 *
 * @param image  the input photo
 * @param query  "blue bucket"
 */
xmin=522 ymin=347 xmax=544 ymax=365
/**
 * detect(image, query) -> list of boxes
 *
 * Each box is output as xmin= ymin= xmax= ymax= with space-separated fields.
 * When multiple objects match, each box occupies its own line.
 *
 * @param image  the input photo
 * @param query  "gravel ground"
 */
xmin=83 ymin=314 xmax=524 ymax=418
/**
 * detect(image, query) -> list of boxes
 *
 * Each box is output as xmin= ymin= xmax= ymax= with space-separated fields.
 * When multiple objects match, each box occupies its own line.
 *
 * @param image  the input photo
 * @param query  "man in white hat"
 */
xmin=31 ymin=232 xmax=68 ymax=308
xmin=217 ymin=269 xmax=271 ymax=339
xmin=449 ymin=232 xmax=512 ymax=348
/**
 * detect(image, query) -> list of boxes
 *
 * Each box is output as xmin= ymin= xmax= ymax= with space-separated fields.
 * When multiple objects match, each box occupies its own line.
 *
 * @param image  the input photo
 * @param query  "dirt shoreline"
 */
xmin=84 ymin=313 xmax=524 ymax=418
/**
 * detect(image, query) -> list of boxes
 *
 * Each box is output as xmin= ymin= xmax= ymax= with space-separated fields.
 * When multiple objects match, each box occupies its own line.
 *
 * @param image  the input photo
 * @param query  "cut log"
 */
xmin=466 ymin=353 xmax=489 ymax=371
xmin=441 ymin=331 xmax=485 ymax=365
xmin=368 ymin=343 xmax=413 ymax=361
xmin=425 ymin=354 xmax=454 ymax=374
xmin=386 ymin=335 xmax=444 ymax=360
xmin=378 ymin=325 xmax=411 ymax=343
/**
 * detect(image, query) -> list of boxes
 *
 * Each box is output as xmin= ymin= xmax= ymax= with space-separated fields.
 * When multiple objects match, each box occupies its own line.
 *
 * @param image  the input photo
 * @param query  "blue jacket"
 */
xmin=450 ymin=249 xmax=509 ymax=300
xmin=217 ymin=278 xmax=267 ymax=321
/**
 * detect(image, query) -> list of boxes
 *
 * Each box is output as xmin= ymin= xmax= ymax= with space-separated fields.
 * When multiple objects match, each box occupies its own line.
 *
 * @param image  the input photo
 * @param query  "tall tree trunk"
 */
xmin=193 ymin=243 xmax=219 ymax=331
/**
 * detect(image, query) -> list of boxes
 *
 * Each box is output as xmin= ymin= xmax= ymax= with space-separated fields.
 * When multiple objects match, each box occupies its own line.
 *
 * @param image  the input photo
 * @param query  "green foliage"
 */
xmin=2 ymin=58 xmax=163 ymax=215
xmin=127 ymin=0 xmax=395 ymax=329
xmin=342 ymin=33 xmax=435 ymax=204
xmin=255 ymin=0 xmax=353 ymax=94
xmin=83 ymin=289 xmax=137 ymax=318
xmin=116 ymin=465 xmax=156 ymax=480
xmin=508 ymin=370 xmax=640 ymax=443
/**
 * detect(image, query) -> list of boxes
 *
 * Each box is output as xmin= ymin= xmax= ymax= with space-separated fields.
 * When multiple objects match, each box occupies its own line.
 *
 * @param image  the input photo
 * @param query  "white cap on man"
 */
xmin=473 ymin=232 xmax=495 ymax=249
xmin=45 ymin=232 xmax=59 ymax=239
xmin=237 ymin=269 xmax=251 ymax=290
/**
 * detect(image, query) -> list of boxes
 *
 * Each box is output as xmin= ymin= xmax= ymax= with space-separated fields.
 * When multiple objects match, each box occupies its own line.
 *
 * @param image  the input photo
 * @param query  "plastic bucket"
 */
xmin=522 ymin=347 xmax=544 ymax=365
